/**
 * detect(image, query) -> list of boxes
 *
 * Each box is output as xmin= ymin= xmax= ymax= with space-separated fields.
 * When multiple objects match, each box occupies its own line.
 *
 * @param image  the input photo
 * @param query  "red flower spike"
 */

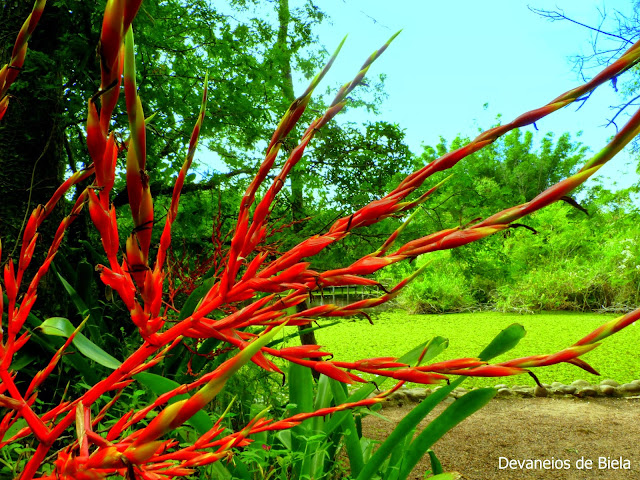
xmin=18 ymin=233 xmax=38 ymax=274
xmin=126 ymin=233 xmax=147 ymax=287
xmin=383 ymin=368 xmax=448 ymax=384
xmin=351 ymin=357 xmax=406 ymax=369
xmin=417 ymin=358 xmax=485 ymax=372
xmin=99 ymin=0 xmax=125 ymax=77
xmin=98 ymin=266 xmax=135 ymax=310
xmin=566 ymin=358 xmax=600 ymax=376
xmin=0 ymin=96 xmax=8 ymax=120
xmin=3 ymin=259 xmax=17 ymax=304
xmin=310 ymin=362 xmax=364 ymax=384
xmin=86 ymin=99 xmax=106 ymax=165
xmin=574 ymin=307 xmax=640 ymax=346
xmin=21 ymin=205 xmax=43 ymax=249
xmin=87 ymin=190 xmax=112 ymax=249
xmin=279 ymin=345 xmax=332 ymax=359
xmin=447 ymin=365 xmax=526 ymax=377
xmin=0 ymin=283 xmax=4 ymax=341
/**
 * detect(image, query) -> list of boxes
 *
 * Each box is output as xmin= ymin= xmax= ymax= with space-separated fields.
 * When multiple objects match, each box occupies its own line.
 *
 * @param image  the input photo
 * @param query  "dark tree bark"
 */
xmin=0 ymin=0 xmax=65 ymax=257
xmin=0 ymin=1 xmax=67 ymax=316
xmin=276 ymin=0 xmax=318 ymax=348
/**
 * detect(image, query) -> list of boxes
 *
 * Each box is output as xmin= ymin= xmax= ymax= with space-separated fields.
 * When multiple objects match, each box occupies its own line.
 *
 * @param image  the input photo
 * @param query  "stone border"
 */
xmin=384 ymin=379 xmax=640 ymax=406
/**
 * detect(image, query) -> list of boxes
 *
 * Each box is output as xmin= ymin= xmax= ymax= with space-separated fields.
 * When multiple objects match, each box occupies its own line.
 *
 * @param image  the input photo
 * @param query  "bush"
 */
xmin=396 ymin=255 xmax=475 ymax=313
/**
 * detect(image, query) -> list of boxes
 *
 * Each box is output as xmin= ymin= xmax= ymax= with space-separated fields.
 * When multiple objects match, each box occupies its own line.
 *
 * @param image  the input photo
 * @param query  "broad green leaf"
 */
xmin=37 ymin=317 xmax=121 ymax=370
xmin=398 ymin=388 xmax=496 ymax=479
xmin=134 ymin=372 xmax=213 ymax=435
xmin=478 ymin=323 xmax=526 ymax=361
xmin=385 ymin=426 xmax=415 ymax=480
xmin=21 ymin=304 xmax=98 ymax=384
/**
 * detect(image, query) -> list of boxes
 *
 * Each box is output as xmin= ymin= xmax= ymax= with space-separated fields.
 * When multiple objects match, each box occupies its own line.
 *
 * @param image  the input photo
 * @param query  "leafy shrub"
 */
xmin=396 ymin=255 xmax=475 ymax=313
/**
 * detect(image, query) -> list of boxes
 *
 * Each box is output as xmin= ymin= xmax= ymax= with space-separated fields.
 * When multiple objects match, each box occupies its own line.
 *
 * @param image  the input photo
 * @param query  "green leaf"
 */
xmin=327 ymin=378 xmax=364 ymax=476
xmin=277 ymin=430 xmax=292 ymax=450
xmin=398 ymin=389 xmax=497 ymax=479
xmin=54 ymin=266 xmax=91 ymax=319
xmin=37 ymin=317 xmax=121 ymax=370
xmin=19 ymin=302 xmax=98 ymax=384
xmin=134 ymin=372 xmax=213 ymax=435
xmin=178 ymin=276 xmax=216 ymax=321
xmin=428 ymin=449 xmax=444 ymax=475
xmin=1 ymin=418 xmax=27 ymax=443
xmin=289 ymin=362 xmax=315 ymax=478
xmin=478 ymin=323 xmax=526 ymax=361
xmin=53 ymin=264 xmax=102 ymax=342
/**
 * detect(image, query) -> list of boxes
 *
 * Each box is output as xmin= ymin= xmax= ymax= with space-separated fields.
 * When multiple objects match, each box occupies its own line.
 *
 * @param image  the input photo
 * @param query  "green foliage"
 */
xmin=386 ymin=128 xmax=639 ymax=313
xmin=388 ymin=253 xmax=476 ymax=313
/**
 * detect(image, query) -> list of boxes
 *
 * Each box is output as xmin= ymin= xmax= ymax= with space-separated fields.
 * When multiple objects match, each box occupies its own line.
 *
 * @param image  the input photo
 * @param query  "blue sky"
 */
xmin=301 ymin=0 xmax=640 ymax=191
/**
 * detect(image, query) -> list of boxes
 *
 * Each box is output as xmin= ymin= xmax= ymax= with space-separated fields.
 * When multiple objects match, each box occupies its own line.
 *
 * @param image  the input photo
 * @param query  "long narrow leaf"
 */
xmin=397 ymin=389 xmax=496 ymax=479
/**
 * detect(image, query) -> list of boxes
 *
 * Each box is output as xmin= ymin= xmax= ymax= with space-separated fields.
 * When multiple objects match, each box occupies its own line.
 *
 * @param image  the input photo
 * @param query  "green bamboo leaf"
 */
xmin=37 ymin=317 xmax=121 ymax=370
xmin=478 ymin=323 xmax=526 ymax=361
xmin=134 ymin=372 xmax=213 ymax=435
xmin=276 ymin=430 xmax=292 ymax=450
xmin=398 ymin=389 xmax=497 ymax=479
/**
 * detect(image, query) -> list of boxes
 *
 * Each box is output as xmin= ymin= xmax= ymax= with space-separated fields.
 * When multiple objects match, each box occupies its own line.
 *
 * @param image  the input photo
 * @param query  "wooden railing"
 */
xmin=308 ymin=285 xmax=383 ymax=305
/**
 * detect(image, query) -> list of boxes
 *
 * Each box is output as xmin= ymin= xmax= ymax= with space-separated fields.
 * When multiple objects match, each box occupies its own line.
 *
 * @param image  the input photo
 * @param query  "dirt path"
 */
xmin=361 ymin=397 xmax=640 ymax=479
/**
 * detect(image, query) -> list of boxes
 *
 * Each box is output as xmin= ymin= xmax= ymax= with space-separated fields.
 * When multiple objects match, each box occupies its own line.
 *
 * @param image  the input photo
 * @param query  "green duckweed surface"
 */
xmin=311 ymin=311 xmax=640 ymax=388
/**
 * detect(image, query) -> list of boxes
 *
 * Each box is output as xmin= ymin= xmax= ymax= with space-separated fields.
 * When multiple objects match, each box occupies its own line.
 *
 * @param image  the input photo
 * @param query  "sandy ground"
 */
xmin=361 ymin=396 xmax=640 ymax=479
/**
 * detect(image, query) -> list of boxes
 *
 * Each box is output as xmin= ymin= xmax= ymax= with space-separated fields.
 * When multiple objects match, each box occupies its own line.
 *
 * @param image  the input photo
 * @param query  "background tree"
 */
xmin=531 ymin=3 xmax=640 ymax=149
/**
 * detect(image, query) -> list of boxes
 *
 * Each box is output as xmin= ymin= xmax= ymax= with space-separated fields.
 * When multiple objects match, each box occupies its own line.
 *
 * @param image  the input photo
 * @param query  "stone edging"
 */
xmin=384 ymin=379 xmax=640 ymax=406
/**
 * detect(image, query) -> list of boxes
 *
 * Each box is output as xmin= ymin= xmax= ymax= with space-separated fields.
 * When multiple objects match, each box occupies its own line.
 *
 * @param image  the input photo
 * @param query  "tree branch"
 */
xmin=111 ymin=169 xmax=254 ymax=208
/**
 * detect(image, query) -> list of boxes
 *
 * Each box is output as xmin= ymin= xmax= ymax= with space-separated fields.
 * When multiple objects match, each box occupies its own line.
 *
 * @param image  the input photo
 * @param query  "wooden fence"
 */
xmin=308 ymin=285 xmax=382 ymax=305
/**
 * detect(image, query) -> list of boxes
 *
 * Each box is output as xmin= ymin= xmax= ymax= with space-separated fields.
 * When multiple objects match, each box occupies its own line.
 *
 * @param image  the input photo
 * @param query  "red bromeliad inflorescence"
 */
xmin=2 ymin=0 xmax=640 ymax=478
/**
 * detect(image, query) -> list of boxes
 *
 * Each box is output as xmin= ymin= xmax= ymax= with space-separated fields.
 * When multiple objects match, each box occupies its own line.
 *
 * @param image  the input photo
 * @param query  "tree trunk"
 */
xmin=276 ymin=0 xmax=318 ymax=348
xmin=0 ymin=0 xmax=66 ymax=313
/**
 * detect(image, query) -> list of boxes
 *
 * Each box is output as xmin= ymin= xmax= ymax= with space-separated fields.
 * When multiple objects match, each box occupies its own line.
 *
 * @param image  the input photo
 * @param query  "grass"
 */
xmin=309 ymin=310 xmax=640 ymax=388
